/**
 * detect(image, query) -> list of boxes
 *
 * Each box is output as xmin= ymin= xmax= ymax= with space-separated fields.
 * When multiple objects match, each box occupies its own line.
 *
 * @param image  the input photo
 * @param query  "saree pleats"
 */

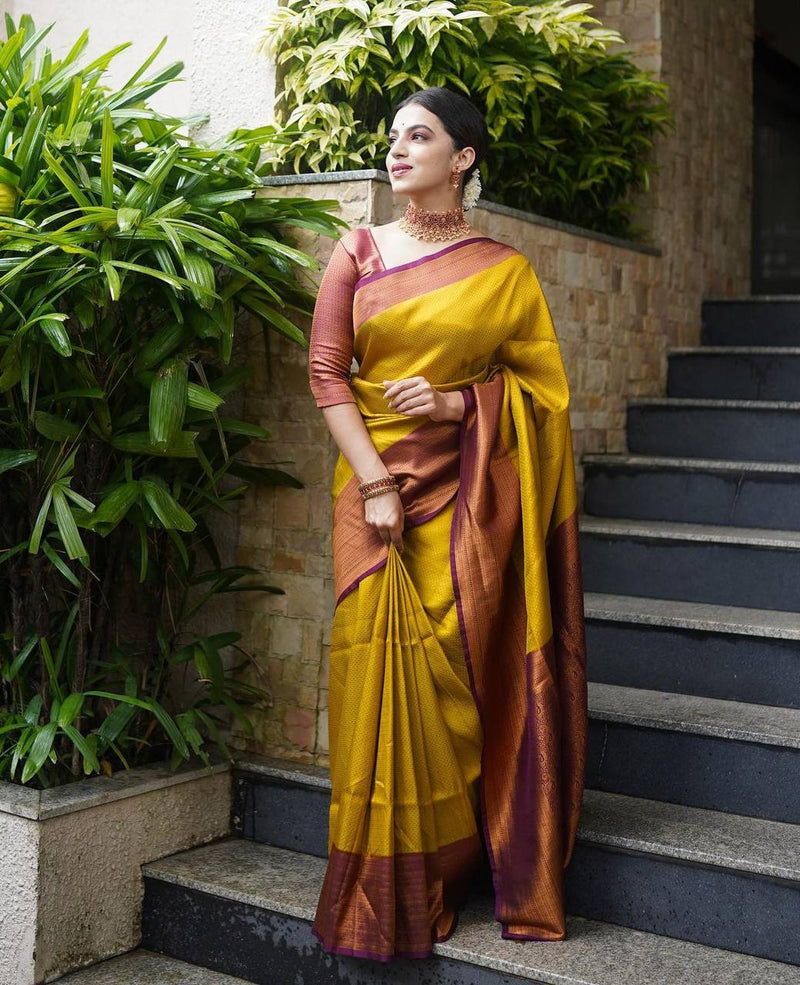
xmin=313 ymin=500 xmax=483 ymax=959
xmin=308 ymin=228 xmax=588 ymax=960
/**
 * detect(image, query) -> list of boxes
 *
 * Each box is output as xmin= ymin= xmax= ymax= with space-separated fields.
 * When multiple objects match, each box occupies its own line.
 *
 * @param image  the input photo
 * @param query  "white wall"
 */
xmin=0 ymin=0 xmax=280 ymax=141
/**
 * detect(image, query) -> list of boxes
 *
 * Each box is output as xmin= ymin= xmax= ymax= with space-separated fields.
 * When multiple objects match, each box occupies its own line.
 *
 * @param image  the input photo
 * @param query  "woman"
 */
xmin=307 ymin=86 xmax=588 ymax=962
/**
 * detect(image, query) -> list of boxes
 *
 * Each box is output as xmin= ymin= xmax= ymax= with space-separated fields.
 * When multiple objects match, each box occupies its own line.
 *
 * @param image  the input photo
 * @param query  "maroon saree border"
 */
xmin=355 ymin=233 xmax=494 ymax=290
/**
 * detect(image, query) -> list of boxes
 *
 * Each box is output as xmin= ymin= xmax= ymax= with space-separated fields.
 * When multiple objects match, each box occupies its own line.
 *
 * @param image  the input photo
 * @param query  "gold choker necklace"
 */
xmin=397 ymin=202 xmax=472 ymax=242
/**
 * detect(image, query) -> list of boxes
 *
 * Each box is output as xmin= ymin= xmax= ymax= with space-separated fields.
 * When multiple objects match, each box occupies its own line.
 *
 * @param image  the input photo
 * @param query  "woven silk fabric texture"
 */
xmin=307 ymin=226 xmax=588 ymax=961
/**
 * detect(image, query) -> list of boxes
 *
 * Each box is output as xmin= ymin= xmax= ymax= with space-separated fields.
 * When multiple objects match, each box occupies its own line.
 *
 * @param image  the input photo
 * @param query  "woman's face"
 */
xmin=386 ymin=104 xmax=475 ymax=198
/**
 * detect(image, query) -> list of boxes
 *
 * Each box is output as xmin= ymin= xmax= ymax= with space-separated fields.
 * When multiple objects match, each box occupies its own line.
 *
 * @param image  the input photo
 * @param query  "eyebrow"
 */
xmin=388 ymin=123 xmax=435 ymax=136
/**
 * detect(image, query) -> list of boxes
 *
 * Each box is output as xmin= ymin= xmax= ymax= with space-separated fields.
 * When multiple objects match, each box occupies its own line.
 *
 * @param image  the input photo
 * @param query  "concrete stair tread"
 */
xmin=628 ymin=397 xmax=800 ymax=409
xmin=581 ymin=452 xmax=800 ymax=474
xmin=142 ymin=838 xmax=800 ymax=985
xmin=579 ymin=513 xmax=800 ymax=548
xmin=588 ymin=681 xmax=800 ymax=748
xmin=59 ymin=949 xmax=252 ymax=984
xmin=584 ymin=591 xmax=800 ymax=640
xmin=704 ymin=294 xmax=800 ymax=301
xmin=669 ymin=345 xmax=800 ymax=354
xmin=578 ymin=789 xmax=800 ymax=881
xmin=228 ymin=759 xmax=800 ymax=883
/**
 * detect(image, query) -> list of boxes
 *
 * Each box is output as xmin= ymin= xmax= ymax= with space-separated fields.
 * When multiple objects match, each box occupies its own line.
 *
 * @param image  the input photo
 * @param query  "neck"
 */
xmin=407 ymin=191 xmax=462 ymax=212
xmin=398 ymin=200 xmax=472 ymax=243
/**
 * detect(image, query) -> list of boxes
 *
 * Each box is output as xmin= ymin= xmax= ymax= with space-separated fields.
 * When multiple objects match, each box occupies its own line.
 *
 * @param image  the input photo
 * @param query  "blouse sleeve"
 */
xmin=308 ymin=237 xmax=359 ymax=408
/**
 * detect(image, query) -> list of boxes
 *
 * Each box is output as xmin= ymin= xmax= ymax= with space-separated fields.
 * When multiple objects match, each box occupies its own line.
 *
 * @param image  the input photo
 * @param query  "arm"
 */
xmin=308 ymin=238 xmax=405 ymax=551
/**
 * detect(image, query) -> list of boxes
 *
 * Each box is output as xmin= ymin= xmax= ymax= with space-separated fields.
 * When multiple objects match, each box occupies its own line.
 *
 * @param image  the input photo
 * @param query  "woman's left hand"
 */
xmin=383 ymin=376 xmax=465 ymax=422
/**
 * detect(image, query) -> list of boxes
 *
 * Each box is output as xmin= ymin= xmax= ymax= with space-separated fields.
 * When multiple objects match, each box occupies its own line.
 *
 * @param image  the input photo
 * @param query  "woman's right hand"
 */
xmin=364 ymin=488 xmax=404 ymax=552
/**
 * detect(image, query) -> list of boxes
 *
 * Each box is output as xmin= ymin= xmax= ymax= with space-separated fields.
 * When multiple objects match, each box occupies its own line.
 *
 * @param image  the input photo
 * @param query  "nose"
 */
xmin=390 ymin=134 xmax=408 ymax=158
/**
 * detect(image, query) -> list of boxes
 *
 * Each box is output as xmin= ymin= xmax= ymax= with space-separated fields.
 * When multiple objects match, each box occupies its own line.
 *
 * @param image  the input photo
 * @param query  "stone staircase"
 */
xmin=63 ymin=298 xmax=800 ymax=984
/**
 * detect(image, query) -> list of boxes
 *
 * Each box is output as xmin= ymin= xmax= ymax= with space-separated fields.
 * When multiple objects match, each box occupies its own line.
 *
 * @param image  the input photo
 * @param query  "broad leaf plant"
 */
xmin=0 ymin=15 xmax=346 ymax=785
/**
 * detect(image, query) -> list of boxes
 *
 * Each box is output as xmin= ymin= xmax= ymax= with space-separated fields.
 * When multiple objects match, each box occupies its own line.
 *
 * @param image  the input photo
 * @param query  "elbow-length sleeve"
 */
xmin=308 ymin=237 xmax=359 ymax=408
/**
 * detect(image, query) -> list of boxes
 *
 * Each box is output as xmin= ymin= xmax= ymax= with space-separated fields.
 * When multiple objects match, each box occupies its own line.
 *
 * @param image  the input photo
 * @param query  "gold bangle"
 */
xmin=361 ymin=483 xmax=399 ymax=501
xmin=358 ymin=474 xmax=397 ymax=495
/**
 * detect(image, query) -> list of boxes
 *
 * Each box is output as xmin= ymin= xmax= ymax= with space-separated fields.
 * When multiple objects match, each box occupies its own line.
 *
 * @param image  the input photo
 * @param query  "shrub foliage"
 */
xmin=258 ymin=0 xmax=674 ymax=238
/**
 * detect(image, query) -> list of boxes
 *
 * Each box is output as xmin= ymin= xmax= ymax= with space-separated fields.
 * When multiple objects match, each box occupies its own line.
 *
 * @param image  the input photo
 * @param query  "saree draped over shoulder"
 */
xmin=307 ymin=227 xmax=588 ymax=961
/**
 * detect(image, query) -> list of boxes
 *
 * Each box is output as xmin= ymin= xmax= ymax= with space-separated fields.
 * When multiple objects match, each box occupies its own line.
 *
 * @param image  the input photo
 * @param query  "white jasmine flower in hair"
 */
xmin=462 ymin=168 xmax=482 ymax=211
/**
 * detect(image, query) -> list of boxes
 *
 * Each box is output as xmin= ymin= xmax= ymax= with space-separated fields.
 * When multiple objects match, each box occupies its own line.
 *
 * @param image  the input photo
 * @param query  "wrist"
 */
xmin=440 ymin=390 xmax=465 ymax=422
xmin=356 ymin=464 xmax=390 ymax=484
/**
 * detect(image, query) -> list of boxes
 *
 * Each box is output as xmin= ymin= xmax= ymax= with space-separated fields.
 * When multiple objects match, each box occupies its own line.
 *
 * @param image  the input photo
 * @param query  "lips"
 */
xmin=392 ymin=166 xmax=412 ymax=175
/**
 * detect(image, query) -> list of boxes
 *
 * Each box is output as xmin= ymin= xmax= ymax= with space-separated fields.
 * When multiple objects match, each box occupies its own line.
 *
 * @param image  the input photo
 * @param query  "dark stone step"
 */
xmin=626 ymin=398 xmax=800 ymax=462
xmin=582 ymin=454 xmax=800 ymax=529
xmin=59 ymin=950 xmax=252 ymax=984
xmin=667 ymin=347 xmax=800 ymax=400
xmin=143 ymin=794 xmax=800 ymax=970
xmin=585 ymin=592 xmax=800 ymax=708
xmin=233 ymin=675 xmax=800 ymax=840
xmin=580 ymin=517 xmax=800 ymax=612
xmin=702 ymin=298 xmax=800 ymax=347
xmin=585 ymin=683 xmax=800 ymax=822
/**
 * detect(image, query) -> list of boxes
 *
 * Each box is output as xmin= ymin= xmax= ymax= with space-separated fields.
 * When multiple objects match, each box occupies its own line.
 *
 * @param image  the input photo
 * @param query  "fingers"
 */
xmin=364 ymin=492 xmax=404 ymax=551
xmin=393 ymin=395 xmax=431 ymax=415
xmin=383 ymin=377 xmax=434 ymax=415
xmin=383 ymin=377 xmax=425 ymax=403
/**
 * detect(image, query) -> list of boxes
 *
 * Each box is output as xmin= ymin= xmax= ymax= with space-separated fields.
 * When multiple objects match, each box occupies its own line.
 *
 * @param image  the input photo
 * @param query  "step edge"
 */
xmin=234 ymin=753 xmax=332 ymax=790
xmin=669 ymin=346 xmax=800 ymax=355
xmin=579 ymin=790 xmax=800 ymax=881
xmin=583 ymin=592 xmax=800 ymax=640
xmin=579 ymin=514 xmax=800 ymax=549
xmin=224 ymin=765 xmax=800 ymax=882
xmin=141 ymin=843 xmax=800 ymax=985
xmin=702 ymin=295 xmax=800 ymax=302
xmin=142 ymin=830 xmax=800 ymax=923
xmin=574 ymin=826 xmax=800 ymax=883
xmin=587 ymin=682 xmax=800 ymax=749
xmin=628 ymin=397 xmax=800 ymax=409
xmin=581 ymin=453 xmax=800 ymax=474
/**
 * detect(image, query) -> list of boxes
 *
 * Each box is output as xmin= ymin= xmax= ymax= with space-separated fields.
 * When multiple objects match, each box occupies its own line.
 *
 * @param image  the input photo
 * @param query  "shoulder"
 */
xmin=333 ymin=225 xmax=376 ymax=264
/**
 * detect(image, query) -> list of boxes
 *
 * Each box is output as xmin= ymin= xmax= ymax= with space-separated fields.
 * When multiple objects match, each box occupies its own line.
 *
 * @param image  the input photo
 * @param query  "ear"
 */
xmin=458 ymin=146 xmax=476 ymax=171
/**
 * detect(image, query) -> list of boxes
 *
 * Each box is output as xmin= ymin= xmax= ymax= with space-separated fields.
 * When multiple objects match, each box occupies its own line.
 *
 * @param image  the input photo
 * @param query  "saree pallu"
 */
xmin=307 ymin=228 xmax=588 ymax=961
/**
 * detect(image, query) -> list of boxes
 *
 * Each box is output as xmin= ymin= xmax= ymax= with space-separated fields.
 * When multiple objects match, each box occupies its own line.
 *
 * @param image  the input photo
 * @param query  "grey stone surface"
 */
xmin=58 ymin=949 xmax=251 ymax=983
xmin=235 ymin=754 xmax=332 ymax=790
xmin=579 ymin=789 xmax=800 ymax=881
xmin=143 ymin=839 xmax=800 ymax=985
xmin=581 ymin=453 xmax=800 ymax=475
xmin=233 ymin=752 xmax=331 ymax=789
xmin=669 ymin=346 xmax=800 ymax=355
xmin=584 ymin=591 xmax=800 ymax=638
xmin=229 ymin=764 xmax=800 ymax=881
xmin=588 ymin=681 xmax=800 ymax=748
xmin=580 ymin=514 xmax=800 ymax=548
xmin=628 ymin=396 xmax=800 ymax=410
xmin=0 ymin=756 xmax=231 ymax=820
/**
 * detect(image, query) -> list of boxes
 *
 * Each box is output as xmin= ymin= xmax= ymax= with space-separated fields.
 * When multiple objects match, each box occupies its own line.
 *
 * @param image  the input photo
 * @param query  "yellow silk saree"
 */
xmin=307 ymin=226 xmax=587 ymax=961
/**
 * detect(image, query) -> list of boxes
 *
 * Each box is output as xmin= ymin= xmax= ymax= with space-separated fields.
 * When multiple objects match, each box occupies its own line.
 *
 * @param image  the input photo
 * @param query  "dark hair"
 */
xmin=392 ymin=86 xmax=489 ymax=191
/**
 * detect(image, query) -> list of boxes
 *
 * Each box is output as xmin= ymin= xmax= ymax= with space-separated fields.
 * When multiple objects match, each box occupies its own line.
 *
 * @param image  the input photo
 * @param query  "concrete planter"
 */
xmin=0 ymin=757 xmax=232 ymax=984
